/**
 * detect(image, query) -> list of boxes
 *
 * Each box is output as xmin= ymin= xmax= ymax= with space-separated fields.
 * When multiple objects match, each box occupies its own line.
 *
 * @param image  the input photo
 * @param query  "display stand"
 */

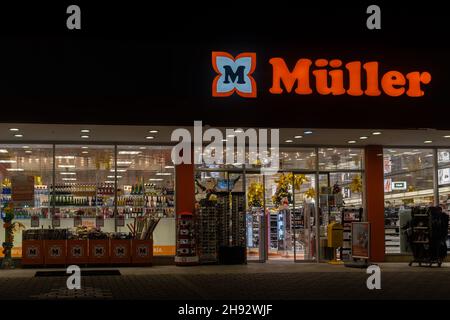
xmin=341 ymin=208 xmax=363 ymax=261
xmin=407 ymin=206 xmax=448 ymax=267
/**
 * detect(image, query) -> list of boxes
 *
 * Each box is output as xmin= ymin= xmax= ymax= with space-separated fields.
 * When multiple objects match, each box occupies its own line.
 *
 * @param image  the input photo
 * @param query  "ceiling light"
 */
xmin=110 ymin=169 xmax=127 ymax=172
xmin=139 ymin=147 xmax=146 ymax=150
xmin=294 ymin=135 xmax=303 ymax=139
xmin=303 ymin=130 xmax=313 ymax=135
xmin=145 ymin=136 xmax=155 ymax=140
xmin=0 ymin=149 xmax=8 ymax=153
xmin=348 ymin=140 xmax=356 ymax=144
xmin=80 ymin=129 xmax=90 ymax=133
xmin=60 ymin=172 xmax=76 ymax=175
xmin=285 ymin=140 xmax=293 ymax=143
xmin=444 ymin=135 xmax=450 ymax=138
xmin=235 ymin=129 xmax=244 ymax=133
xmin=58 ymin=165 xmax=75 ymax=168
xmin=9 ymin=128 xmax=19 ymax=132
xmin=359 ymin=136 xmax=368 ymax=140
xmin=82 ymin=151 xmax=89 ymax=154
xmin=227 ymin=134 xmax=235 ymax=138
xmin=25 ymin=150 xmax=32 ymax=154
xmin=117 ymin=161 xmax=132 ymax=165
xmin=349 ymin=153 xmax=358 ymax=156
xmin=55 ymin=156 xmax=76 ymax=159
xmin=164 ymin=165 xmax=175 ymax=169
xmin=7 ymin=168 xmax=24 ymax=172
xmin=104 ymin=181 xmax=115 ymax=184
xmin=81 ymin=146 xmax=88 ymax=149
xmin=107 ymin=175 xmax=122 ymax=179
xmin=424 ymin=140 xmax=432 ymax=144
xmin=0 ymin=160 xmax=16 ymax=163
xmin=118 ymin=151 xmax=141 ymax=155
xmin=149 ymin=130 xmax=159 ymax=133
xmin=22 ymin=146 xmax=30 ymax=149
xmin=81 ymin=135 xmax=90 ymax=139
xmin=327 ymin=148 xmax=334 ymax=151
xmin=156 ymin=172 xmax=172 ymax=176
xmin=14 ymin=134 xmax=23 ymax=138
xmin=372 ymin=132 xmax=382 ymax=135
xmin=149 ymin=178 xmax=163 ymax=181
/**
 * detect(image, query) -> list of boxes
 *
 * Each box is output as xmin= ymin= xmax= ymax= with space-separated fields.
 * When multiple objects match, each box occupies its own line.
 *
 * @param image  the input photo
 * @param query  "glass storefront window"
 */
xmin=279 ymin=148 xmax=316 ymax=170
xmin=384 ymin=148 xmax=434 ymax=254
xmin=0 ymin=144 xmax=53 ymax=257
xmin=318 ymin=148 xmax=363 ymax=171
xmin=54 ymin=145 xmax=115 ymax=223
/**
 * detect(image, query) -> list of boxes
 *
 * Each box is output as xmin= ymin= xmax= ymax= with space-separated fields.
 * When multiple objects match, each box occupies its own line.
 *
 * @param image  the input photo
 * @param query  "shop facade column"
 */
xmin=364 ymin=145 xmax=385 ymax=262
xmin=175 ymin=163 xmax=195 ymax=214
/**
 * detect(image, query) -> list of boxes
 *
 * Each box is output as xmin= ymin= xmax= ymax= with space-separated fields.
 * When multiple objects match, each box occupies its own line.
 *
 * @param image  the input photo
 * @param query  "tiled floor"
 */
xmin=0 ymin=262 xmax=448 ymax=300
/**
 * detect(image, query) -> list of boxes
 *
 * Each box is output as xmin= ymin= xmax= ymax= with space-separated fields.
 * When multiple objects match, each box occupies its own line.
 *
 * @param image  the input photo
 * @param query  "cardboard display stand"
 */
xmin=21 ymin=240 xmax=44 ymax=265
xmin=131 ymin=239 xmax=153 ymax=264
xmin=44 ymin=240 xmax=67 ymax=265
xmin=110 ymin=239 xmax=131 ymax=264
xmin=67 ymin=240 xmax=89 ymax=264
xmin=88 ymin=239 xmax=110 ymax=264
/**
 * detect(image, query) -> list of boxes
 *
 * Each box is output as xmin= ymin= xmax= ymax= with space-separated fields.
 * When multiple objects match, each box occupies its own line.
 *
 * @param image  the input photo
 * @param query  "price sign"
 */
xmin=31 ymin=215 xmax=40 ymax=228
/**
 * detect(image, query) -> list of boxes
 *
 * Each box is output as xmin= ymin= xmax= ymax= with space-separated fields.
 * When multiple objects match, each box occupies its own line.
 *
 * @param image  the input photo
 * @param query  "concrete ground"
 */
xmin=0 ymin=262 xmax=449 ymax=300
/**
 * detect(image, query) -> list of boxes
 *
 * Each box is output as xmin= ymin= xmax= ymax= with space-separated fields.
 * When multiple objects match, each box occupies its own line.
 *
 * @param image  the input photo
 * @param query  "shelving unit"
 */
xmin=341 ymin=207 xmax=362 ymax=260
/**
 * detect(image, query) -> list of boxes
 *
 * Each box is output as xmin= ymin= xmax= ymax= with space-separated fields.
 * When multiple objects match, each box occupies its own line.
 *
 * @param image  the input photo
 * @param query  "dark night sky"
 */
xmin=0 ymin=2 xmax=448 ymax=129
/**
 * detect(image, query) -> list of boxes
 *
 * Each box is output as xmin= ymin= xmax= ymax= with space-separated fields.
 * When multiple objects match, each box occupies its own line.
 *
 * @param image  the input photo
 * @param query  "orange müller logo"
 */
xmin=212 ymin=51 xmax=257 ymax=98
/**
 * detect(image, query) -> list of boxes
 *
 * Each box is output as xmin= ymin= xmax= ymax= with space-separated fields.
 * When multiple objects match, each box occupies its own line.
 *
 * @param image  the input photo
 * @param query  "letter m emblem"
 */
xmin=212 ymin=51 xmax=257 ymax=98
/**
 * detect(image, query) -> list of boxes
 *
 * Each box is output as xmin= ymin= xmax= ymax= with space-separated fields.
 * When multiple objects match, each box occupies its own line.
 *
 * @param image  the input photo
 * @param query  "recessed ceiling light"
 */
xmin=104 ymin=181 xmax=115 ymax=184
xmin=80 ymin=129 xmax=90 ymax=133
xmin=156 ymin=172 xmax=172 ymax=176
xmin=145 ymin=136 xmax=155 ymax=140
xmin=25 ymin=150 xmax=32 ymax=154
xmin=62 ymin=178 xmax=77 ymax=181
xmin=424 ymin=140 xmax=432 ymax=144
xmin=60 ymin=172 xmax=76 ymax=175
xmin=303 ymin=130 xmax=313 ymax=135
xmin=139 ymin=147 xmax=146 ymax=150
xmin=164 ymin=165 xmax=175 ymax=169
xmin=234 ymin=129 xmax=244 ymax=133
xmin=9 ymin=128 xmax=19 ymax=132
xmin=0 ymin=149 xmax=8 ymax=153
xmin=444 ymin=135 xmax=450 ymax=138
xmin=327 ymin=148 xmax=334 ymax=151
xmin=107 ymin=175 xmax=122 ymax=179
xmin=285 ymin=140 xmax=293 ymax=143
xmin=0 ymin=160 xmax=16 ymax=163
xmin=55 ymin=156 xmax=75 ymax=159
xmin=117 ymin=161 xmax=132 ymax=165
xmin=348 ymin=140 xmax=356 ymax=144
xmin=294 ymin=135 xmax=303 ymax=139
xmin=149 ymin=130 xmax=159 ymax=134
xmin=149 ymin=178 xmax=163 ymax=181
xmin=359 ymin=136 xmax=368 ymax=140
xmin=14 ymin=134 xmax=23 ymax=138
xmin=7 ymin=168 xmax=24 ymax=172
xmin=118 ymin=151 xmax=141 ymax=155
xmin=372 ymin=132 xmax=382 ymax=135
xmin=81 ymin=135 xmax=90 ymax=139
xmin=81 ymin=146 xmax=89 ymax=149
xmin=82 ymin=151 xmax=89 ymax=154
xmin=58 ymin=165 xmax=75 ymax=168
xmin=110 ymin=169 xmax=127 ymax=172
xmin=22 ymin=146 xmax=30 ymax=149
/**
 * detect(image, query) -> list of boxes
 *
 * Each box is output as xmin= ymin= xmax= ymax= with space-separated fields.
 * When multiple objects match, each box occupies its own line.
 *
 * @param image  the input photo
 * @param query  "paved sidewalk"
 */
xmin=0 ymin=262 xmax=448 ymax=300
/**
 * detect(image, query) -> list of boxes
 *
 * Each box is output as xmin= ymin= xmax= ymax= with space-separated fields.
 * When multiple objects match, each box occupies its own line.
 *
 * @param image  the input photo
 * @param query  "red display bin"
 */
xmin=67 ymin=240 xmax=89 ymax=264
xmin=110 ymin=239 xmax=131 ymax=264
xmin=21 ymin=240 xmax=44 ymax=265
xmin=88 ymin=239 xmax=110 ymax=264
xmin=44 ymin=240 xmax=67 ymax=265
xmin=131 ymin=239 xmax=153 ymax=265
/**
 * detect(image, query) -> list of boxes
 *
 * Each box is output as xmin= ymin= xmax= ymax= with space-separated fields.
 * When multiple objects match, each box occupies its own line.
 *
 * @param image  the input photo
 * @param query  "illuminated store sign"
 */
xmin=212 ymin=51 xmax=431 ymax=98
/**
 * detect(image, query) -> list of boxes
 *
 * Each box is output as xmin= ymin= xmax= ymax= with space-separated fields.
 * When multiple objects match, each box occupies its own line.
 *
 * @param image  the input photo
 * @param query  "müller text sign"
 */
xmin=212 ymin=51 xmax=432 ymax=98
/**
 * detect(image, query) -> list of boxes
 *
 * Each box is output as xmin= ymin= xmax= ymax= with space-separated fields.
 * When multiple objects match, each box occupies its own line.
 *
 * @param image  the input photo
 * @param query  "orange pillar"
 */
xmin=364 ymin=145 xmax=385 ymax=262
xmin=175 ymin=163 xmax=195 ymax=214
